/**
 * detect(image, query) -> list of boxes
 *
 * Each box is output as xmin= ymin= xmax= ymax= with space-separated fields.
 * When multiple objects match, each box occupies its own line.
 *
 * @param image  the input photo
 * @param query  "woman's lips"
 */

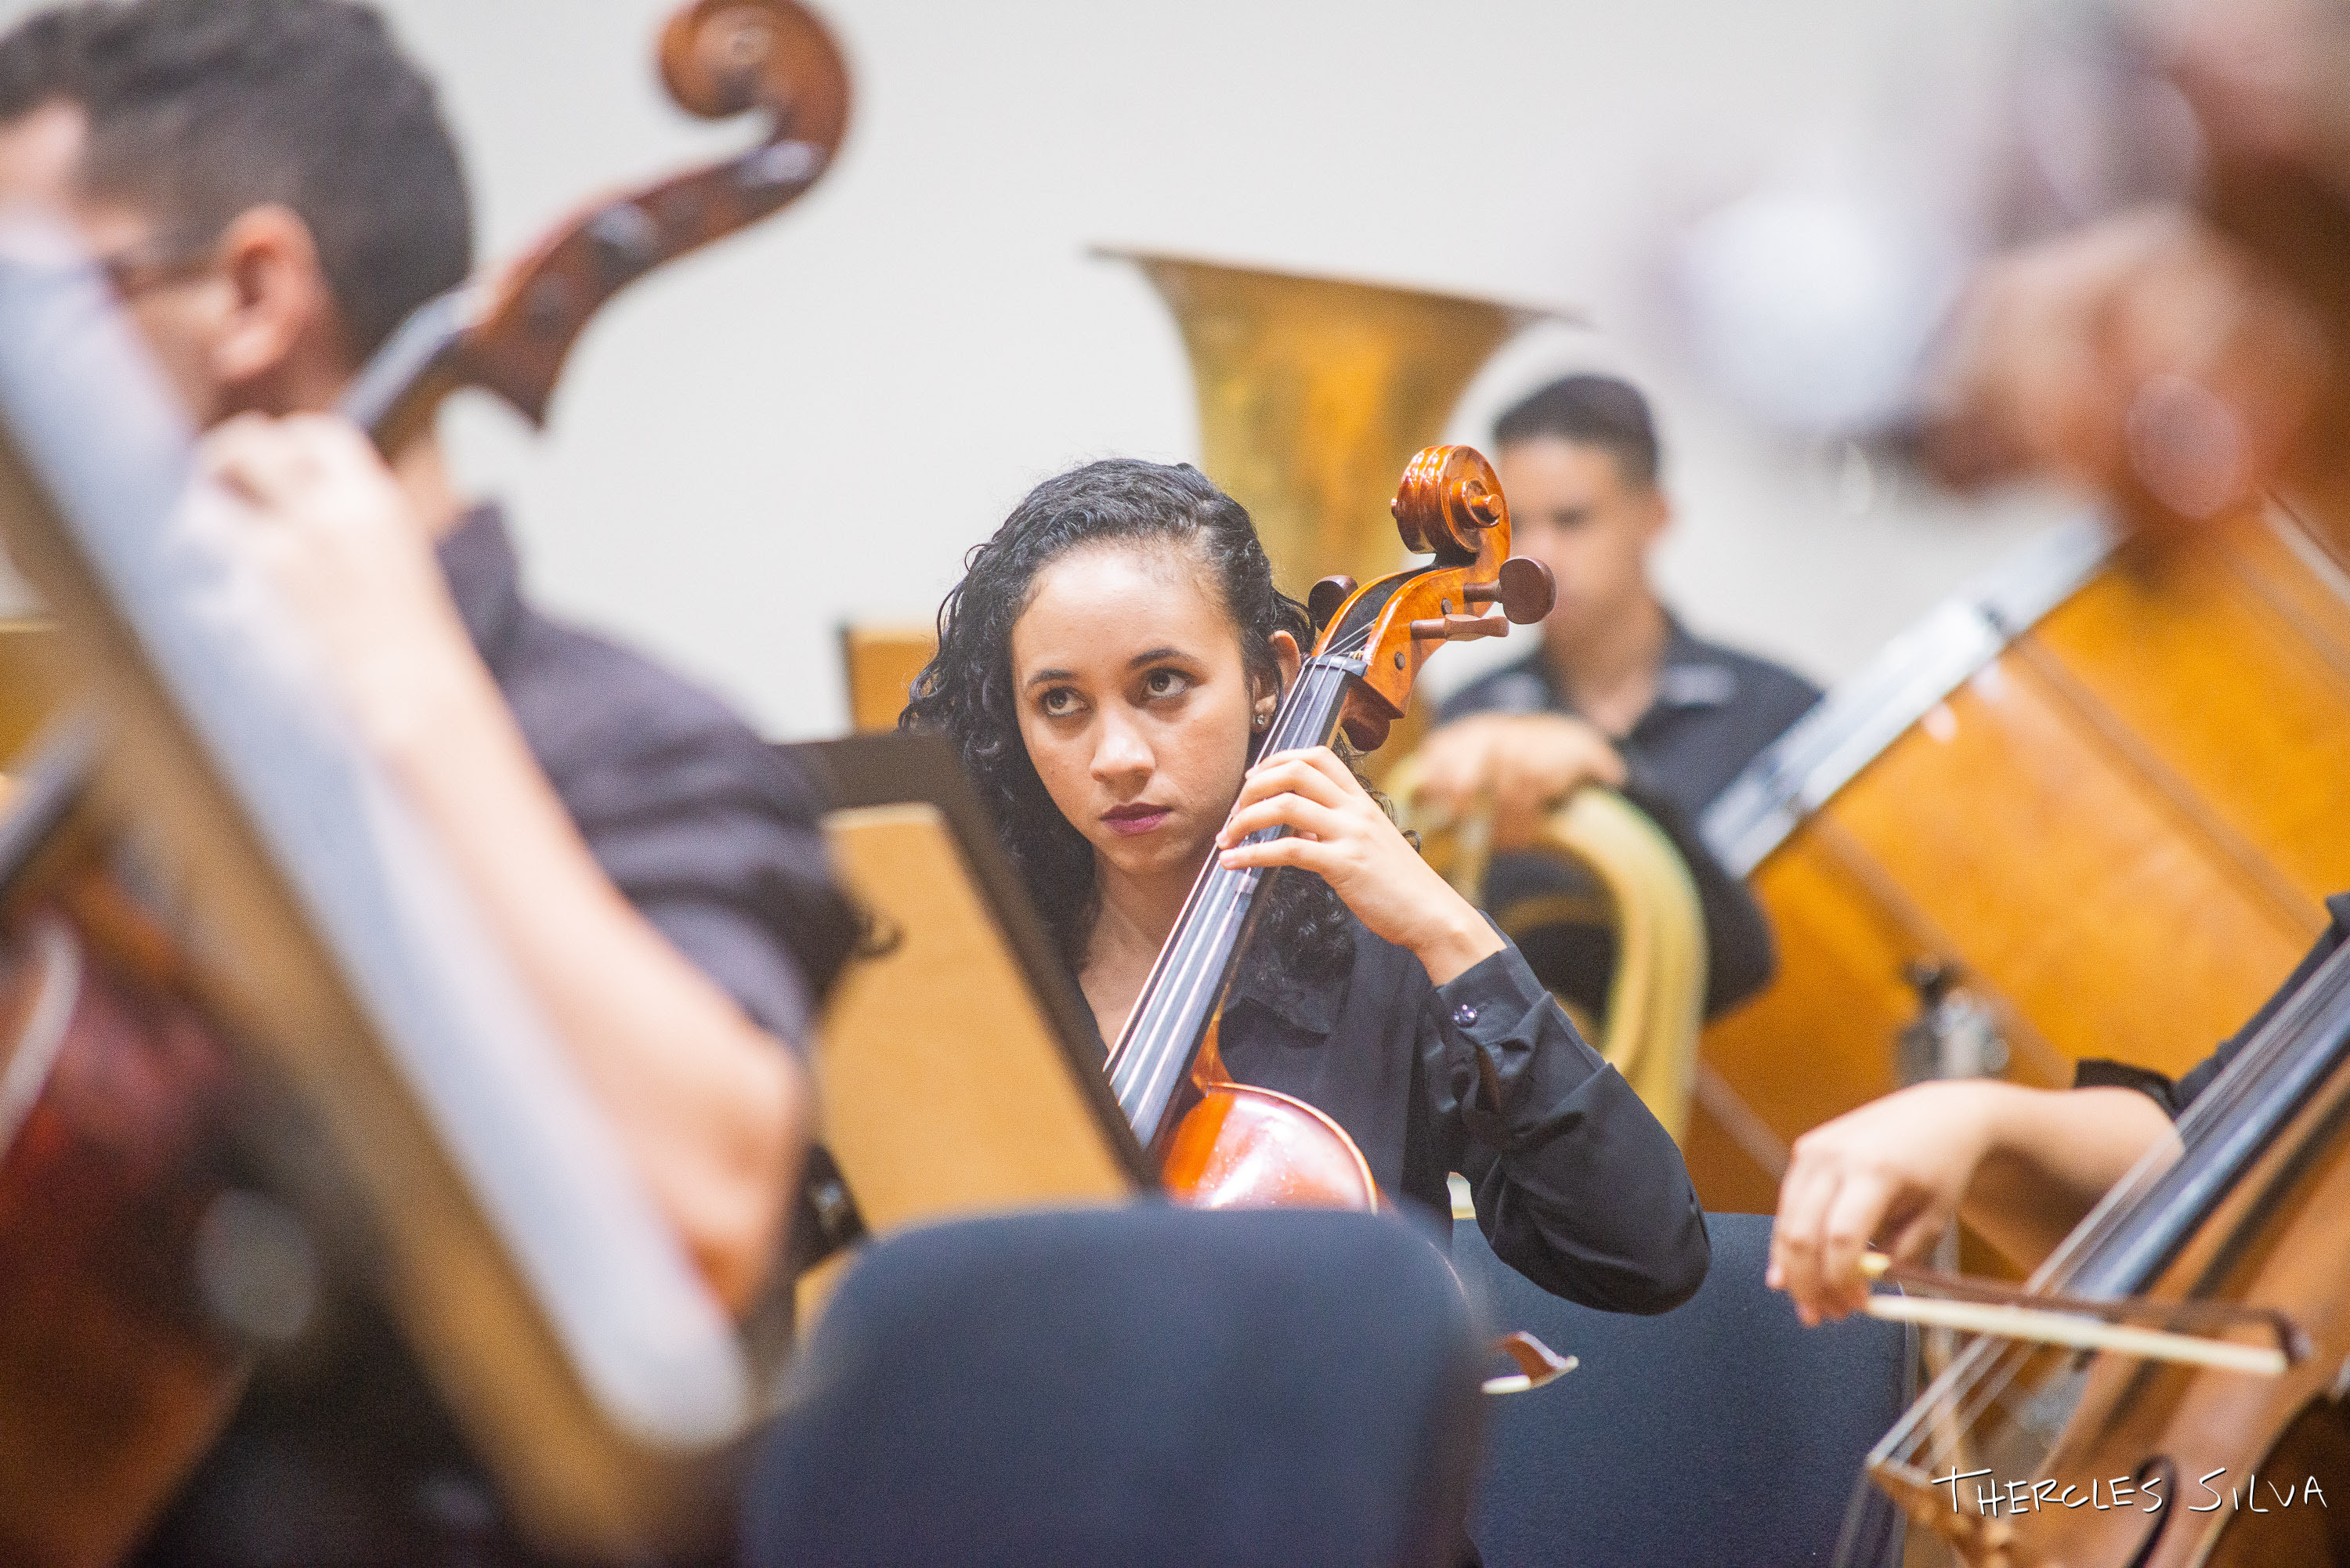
xmin=1102 ymin=805 xmax=1173 ymax=837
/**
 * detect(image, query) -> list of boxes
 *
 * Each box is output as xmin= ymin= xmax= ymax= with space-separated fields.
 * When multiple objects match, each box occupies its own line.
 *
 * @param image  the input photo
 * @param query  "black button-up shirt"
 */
xmin=1103 ymin=919 xmax=1712 ymax=1315
xmin=1436 ymin=617 xmax=1820 ymax=1018
xmin=138 ymin=504 xmax=844 ymax=1568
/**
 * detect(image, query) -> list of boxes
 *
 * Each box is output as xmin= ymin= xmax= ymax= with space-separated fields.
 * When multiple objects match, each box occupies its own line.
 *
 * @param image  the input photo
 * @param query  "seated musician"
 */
xmin=0 ymin=1 xmax=857 ymax=1560
xmin=1413 ymin=375 xmax=1820 ymax=1021
xmin=901 ymin=458 xmax=1709 ymax=1312
xmin=1773 ymin=0 xmax=2350 ymax=1328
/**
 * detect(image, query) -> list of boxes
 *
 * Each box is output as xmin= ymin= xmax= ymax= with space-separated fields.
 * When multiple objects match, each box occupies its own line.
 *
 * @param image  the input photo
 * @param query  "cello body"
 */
xmin=1157 ymin=1021 xmax=1381 ymax=1212
xmin=1690 ymin=504 xmax=2350 ymax=1215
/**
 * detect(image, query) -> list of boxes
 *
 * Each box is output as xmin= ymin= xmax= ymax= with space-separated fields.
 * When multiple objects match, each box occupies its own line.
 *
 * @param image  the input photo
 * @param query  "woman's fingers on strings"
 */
xmin=1218 ymin=791 xmax=1341 ymax=849
xmin=1244 ymin=750 xmax=1354 ymax=810
xmin=1296 ymin=744 xmax=1361 ymax=794
xmin=1218 ymin=833 xmax=1326 ymax=875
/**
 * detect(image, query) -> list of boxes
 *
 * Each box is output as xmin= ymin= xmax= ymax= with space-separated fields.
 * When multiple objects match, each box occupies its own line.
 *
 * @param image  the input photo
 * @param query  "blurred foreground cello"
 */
xmin=0 ymin=3 xmax=848 ymax=1563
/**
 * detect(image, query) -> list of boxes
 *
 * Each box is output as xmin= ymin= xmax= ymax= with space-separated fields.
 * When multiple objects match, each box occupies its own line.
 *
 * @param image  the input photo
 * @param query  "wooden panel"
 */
xmin=1828 ymin=658 xmax=2308 ymax=1073
xmin=1690 ymin=524 xmax=2350 ymax=1213
xmin=1691 ymin=627 xmax=2319 ymax=1209
xmin=1698 ymin=833 xmax=1918 ymax=1158
xmin=838 ymin=624 xmax=935 ymax=734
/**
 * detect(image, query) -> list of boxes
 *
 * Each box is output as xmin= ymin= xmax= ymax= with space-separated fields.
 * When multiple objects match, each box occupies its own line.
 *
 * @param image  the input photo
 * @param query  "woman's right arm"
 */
xmin=1766 ymin=1081 xmax=2178 ymax=1324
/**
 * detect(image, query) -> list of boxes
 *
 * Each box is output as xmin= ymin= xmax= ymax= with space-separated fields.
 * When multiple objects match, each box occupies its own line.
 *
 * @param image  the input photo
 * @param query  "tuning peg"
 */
xmin=1341 ymin=708 xmax=1393 ymax=752
xmin=1307 ymin=574 xmax=1358 ymax=632
xmin=1408 ymin=614 xmax=1509 ymax=642
xmin=1465 ymin=557 xmax=1555 ymax=625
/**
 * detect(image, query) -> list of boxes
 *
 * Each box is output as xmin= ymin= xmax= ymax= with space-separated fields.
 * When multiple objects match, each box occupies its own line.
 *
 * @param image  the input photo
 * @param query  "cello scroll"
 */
xmin=1312 ymin=445 xmax=1555 ymax=752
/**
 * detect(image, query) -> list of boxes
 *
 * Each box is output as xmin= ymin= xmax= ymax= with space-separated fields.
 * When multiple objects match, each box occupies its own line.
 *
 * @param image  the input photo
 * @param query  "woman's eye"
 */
xmin=1143 ymin=668 xmax=1192 ymax=699
xmin=1039 ymin=688 xmax=1082 ymax=717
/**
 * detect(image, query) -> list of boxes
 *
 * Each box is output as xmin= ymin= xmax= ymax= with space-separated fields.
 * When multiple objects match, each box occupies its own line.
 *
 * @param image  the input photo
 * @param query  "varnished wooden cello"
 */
xmin=1107 ymin=444 xmax=1555 ymax=1206
xmin=0 ymin=3 xmax=847 ymax=1563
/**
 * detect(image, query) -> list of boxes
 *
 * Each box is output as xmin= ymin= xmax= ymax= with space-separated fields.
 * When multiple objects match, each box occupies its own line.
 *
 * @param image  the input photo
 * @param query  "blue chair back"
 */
xmin=1455 ymin=1210 xmax=1910 ymax=1568
xmin=744 ymin=1205 xmax=1484 ymax=1568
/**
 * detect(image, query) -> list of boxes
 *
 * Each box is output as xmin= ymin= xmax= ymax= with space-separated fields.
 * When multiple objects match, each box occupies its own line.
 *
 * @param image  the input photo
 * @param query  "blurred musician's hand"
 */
xmin=1922 ymin=206 xmax=2327 ymax=522
xmin=1409 ymin=712 xmax=1628 ymax=851
xmin=203 ymin=412 xmax=482 ymax=753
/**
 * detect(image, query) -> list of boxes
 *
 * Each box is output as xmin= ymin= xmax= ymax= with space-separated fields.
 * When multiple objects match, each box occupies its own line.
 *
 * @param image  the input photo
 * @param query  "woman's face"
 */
xmin=1010 ymin=540 xmax=1296 ymax=888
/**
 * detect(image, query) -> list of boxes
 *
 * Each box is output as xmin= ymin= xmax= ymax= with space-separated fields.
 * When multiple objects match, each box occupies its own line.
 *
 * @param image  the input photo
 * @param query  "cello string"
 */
xmin=1108 ymin=655 xmax=1353 ymax=1108
xmin=1111 ymin=621 xmax=1383 ymax=1118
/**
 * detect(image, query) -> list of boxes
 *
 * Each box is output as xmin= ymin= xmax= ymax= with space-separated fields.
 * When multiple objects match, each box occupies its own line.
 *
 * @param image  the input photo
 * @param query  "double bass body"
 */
xmin=1691 ymin=504 xmax=2350 ymax=1216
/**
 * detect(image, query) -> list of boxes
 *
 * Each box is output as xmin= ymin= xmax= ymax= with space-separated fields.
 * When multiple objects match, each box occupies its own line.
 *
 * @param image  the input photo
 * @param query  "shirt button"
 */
xmin=1452 ymin=1003 xmax=1479 ymax=1028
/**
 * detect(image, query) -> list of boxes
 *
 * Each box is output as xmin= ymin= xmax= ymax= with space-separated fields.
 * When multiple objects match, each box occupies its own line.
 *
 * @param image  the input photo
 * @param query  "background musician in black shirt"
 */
xmin=1420 ymin=375 xmax=1820 ymax=1020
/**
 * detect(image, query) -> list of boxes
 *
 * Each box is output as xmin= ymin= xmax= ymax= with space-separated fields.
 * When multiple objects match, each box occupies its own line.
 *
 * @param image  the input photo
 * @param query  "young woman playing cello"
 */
xmin=904 ymin=458 xmax=1707 ymax=1313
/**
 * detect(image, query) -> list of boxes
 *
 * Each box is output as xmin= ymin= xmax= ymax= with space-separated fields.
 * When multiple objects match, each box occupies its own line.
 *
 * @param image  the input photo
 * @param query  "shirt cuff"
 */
xmin=1434 ymin=944 xmax=1550 ymax=1032
xmin=2073 ymin=1057 xmax=2181 ymax=1118
xmin=1433 ymin=942 xmax=1602 ymax=1086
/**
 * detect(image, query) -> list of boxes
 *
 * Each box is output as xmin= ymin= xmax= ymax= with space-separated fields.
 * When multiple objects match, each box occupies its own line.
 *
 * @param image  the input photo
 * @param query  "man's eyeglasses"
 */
xmin=89 ymin=231 xmax=219 ymax=301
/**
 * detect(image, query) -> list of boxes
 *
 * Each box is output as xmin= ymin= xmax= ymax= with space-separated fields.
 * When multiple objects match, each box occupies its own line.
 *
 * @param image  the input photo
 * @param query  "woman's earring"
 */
xmin=1252 ymin=706 xmax=1272 ymax=732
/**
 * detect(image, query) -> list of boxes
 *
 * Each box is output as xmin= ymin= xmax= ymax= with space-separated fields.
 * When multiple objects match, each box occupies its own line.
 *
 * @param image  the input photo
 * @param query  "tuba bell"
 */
xmin=1100 ymin=250 xmax=1557 ymax=601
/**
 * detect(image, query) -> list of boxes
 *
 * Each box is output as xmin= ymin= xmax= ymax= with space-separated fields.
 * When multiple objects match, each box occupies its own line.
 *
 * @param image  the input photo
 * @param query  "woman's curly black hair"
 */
xmin=901 ymin=458 xmax=1357 ymax=984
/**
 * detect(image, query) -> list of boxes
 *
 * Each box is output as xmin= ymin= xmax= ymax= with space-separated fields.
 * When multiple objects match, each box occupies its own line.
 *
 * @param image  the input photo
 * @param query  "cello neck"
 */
xmin=1104 ymin=648 xmax=1366 ymax=1153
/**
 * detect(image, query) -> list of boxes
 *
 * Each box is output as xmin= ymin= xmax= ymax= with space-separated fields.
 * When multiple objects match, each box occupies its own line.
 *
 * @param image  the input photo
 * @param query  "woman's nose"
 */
xmin=1091 ymin=711 xmax=1152 ymax=782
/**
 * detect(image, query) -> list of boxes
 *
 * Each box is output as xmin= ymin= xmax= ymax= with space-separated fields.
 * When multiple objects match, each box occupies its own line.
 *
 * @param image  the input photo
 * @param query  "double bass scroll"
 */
xmin=347 ymin=0 xmax=851 ymax=451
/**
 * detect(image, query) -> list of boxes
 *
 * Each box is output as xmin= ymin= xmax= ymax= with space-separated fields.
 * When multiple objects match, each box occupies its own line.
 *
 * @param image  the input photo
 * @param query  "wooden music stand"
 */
xmin=786 ymin=734 xmax=1150 ymax=1315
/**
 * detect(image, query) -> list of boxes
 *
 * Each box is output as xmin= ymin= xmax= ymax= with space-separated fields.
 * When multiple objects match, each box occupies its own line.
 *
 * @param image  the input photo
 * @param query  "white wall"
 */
xmin=12 ymin=0 xmax=2088 ymax=736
